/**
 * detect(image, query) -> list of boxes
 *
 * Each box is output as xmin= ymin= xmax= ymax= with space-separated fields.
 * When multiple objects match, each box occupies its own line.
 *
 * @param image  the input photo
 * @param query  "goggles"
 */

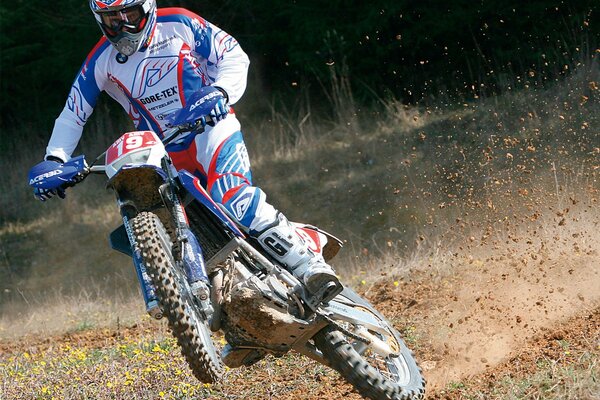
xmin=97 ymin=5 xmax=146 ymax=37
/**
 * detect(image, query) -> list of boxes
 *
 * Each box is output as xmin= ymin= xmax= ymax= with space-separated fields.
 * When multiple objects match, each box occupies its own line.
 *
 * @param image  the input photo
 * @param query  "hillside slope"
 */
xmin=1 ymin=59 xmax=599 ymax=399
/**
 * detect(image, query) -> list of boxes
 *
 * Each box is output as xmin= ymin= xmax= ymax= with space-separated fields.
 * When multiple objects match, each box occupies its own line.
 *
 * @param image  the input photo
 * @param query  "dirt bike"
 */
xmin=28 ymin=111 xmax=425 ymax=400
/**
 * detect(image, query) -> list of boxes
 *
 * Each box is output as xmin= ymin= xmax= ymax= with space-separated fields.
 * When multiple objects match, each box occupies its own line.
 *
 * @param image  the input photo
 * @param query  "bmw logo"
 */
xmin=116 ymin=53 xmax=128 ymax=64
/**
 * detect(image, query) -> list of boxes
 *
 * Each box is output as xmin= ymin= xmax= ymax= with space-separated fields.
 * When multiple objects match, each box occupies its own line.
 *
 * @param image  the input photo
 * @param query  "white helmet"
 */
xmin=90 ymin=0 xmax=157 ymax=56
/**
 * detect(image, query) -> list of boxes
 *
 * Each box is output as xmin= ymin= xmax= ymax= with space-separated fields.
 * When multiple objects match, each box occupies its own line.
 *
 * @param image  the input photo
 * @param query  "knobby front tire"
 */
xmin=131 ymin=211 xmax=223 ymax=383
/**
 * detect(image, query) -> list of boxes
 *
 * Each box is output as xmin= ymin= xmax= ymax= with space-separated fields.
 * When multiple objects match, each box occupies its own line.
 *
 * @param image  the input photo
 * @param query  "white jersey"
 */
xmin=46 ymin=7 xmax=249 ymax=162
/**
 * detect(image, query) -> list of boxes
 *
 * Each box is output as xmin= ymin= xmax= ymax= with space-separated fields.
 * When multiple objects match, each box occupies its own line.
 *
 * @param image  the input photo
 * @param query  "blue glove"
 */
xmin=207 ymin=88 xmax=230 ymax=124
xmin=166 ymin=86 xmax=230 ymax=129
xmin=30 ymin=155 xmax=86 ymax=202
xmin=34 ymin=186 xmax=66 ymax=202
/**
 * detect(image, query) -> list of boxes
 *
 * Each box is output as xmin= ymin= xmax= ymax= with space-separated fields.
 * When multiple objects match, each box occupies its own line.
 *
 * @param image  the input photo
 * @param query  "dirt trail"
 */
xmin=436 ymin=307 xmax=600 ymax=399
xmin=2 ymin=207 xmax=599 ymax=399
xmin=362 ymin=201 xmax=600 ymax=395
xmin=370 ymin=250 xmax=600 ymax=392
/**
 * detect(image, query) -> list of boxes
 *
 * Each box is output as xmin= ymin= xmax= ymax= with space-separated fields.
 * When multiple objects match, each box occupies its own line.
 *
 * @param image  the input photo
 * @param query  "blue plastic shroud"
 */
xmin=177 ymin=170 xmax=246 ymax=238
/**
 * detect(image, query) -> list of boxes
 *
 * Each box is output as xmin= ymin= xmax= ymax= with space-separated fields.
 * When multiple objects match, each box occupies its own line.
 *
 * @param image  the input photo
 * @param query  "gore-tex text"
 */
xmin=139 ymin=86 xmax=178 ymax=105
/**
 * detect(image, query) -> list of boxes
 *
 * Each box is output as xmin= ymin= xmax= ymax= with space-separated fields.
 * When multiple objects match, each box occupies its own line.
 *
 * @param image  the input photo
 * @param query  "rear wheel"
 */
xmin=314 ymin=317 xmax=425 ymax=399
xmin=131 ymin=211 xmax=223 ymax=383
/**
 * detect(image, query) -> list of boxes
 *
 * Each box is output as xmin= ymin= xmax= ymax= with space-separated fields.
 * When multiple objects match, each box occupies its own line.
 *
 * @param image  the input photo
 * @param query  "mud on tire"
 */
xmin=314 ymin=325 xmax=425 ymax=400
xmin=131 ymin=211 xmax=223 ymax=383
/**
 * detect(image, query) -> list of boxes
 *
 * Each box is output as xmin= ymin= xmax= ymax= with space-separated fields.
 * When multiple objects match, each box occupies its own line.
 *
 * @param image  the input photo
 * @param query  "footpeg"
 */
xmin=315 ymin=281 xmax=344 ymax=303
xmin=307 ymin=281 xmax=343 ymax=309
xmin=319 ymin=281 xmax=343 ymax=304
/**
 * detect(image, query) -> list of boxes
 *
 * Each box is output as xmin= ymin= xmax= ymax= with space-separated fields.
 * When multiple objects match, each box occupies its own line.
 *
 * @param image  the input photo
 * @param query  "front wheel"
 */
xmin=131 ymin=211 xmax=223 ymax=383
xmin=314 ymin=319 xmax=425 ymax=399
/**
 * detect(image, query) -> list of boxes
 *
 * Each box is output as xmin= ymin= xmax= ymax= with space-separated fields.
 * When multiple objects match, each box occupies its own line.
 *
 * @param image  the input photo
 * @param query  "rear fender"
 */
xmin=334 ymin=287 xmax=390 ymax=323
xmin=321 ymin=298 xmax=390 ymax=335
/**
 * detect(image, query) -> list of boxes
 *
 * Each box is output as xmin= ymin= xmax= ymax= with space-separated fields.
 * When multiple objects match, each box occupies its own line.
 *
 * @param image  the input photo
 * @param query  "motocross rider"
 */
xmin=34 ymin=1 xmax=340 ymax=309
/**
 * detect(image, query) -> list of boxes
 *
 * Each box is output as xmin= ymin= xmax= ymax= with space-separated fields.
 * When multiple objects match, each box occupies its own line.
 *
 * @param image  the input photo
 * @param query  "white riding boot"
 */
xmin=256 ymin=213 xmax=340 ymax=298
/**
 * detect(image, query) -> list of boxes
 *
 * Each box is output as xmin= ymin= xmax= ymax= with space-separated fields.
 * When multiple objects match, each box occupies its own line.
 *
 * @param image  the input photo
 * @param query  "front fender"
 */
xmin=108 ymin=165 xmax=169 ymax=211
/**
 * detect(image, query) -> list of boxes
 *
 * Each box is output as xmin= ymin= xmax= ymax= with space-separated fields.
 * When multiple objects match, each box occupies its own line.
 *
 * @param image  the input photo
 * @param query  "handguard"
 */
xmin=28 ymin=155 xmax=87 ymax=190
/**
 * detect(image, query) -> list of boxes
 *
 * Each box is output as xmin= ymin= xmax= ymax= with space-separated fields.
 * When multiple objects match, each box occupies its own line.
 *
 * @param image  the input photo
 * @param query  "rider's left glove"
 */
xmin=208 ymin=87 xmax=230 ymax=124
xmin=165 ymin=86 xmax=230 ymax=130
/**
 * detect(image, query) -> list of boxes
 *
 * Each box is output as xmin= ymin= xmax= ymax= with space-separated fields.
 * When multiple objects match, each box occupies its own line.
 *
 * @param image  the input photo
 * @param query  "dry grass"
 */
xmin=489 ymin=360 xmax=599 ymax=400
xmin=0 ymin=282 xmax=142 ymax=340
xmin=0 ymin=322 xmax=346 ymax=400
xmin=2 ymin=56 xmax=598 ymax=324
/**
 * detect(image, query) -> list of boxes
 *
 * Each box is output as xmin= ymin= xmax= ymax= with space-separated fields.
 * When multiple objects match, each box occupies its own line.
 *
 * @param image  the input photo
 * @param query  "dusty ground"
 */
xmin=1 ymin=203 xmax=599 ymax=399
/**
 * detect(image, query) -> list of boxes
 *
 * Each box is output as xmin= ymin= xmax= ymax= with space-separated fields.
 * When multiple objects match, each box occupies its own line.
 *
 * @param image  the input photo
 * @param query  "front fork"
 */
xmin=162 ymin=184 xmax=213 ymax=318
xmin=118 ymin=184 xmax=211 ymax=319
xmin=122 ymin=212 xmax=163 ymax=319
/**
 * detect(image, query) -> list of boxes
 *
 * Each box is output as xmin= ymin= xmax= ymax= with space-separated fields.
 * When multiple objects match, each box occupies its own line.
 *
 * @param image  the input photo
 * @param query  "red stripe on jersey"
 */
xmin=158 ymin=7 xmax=207 ymax=28
xmin=84 ymin=37 xmax=109 ymax=70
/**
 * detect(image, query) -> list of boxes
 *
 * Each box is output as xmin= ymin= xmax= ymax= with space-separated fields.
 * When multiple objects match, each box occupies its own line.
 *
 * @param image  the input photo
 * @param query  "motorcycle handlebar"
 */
xmin=161 ymin=116 xmax=214 ymax=146
xmin=56 ymin=120 xmax=212 ymax=191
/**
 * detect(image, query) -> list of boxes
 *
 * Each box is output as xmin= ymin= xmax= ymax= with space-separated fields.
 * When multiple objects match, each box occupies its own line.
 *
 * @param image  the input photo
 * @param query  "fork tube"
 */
xmin=170 ymin=188 xmax=188 ymax=227
xmin=122 ymin=215 xmax=158 ymax=308
xmin=170 ymin=189 xmax=208 ymax=283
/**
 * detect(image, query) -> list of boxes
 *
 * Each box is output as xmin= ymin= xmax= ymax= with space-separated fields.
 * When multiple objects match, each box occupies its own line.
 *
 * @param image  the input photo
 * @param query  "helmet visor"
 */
xmin=98 ymin=5 xmax=146 ymax=37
